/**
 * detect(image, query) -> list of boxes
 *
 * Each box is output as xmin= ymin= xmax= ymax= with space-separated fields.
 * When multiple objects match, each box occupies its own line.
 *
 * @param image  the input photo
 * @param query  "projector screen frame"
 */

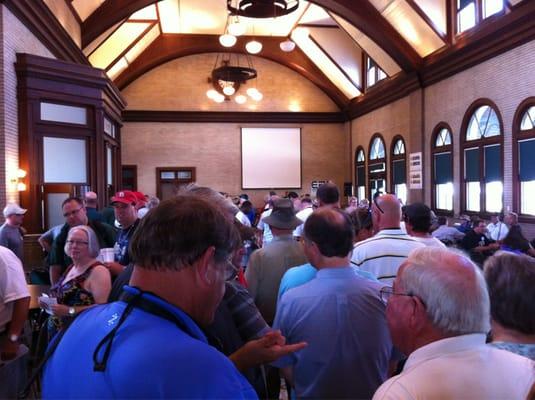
xmin=240 ymin=127 xmax=303 ymax=190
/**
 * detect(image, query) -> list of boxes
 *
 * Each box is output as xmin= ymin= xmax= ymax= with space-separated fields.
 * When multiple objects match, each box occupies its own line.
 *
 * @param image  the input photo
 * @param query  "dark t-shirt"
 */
xmin=48 ymin=220 xmax=116 ymax=273
xmin=115 ymin=219 xmax=140 ymax=266
xmin=460 ymin=230 xmax=491 ymax=251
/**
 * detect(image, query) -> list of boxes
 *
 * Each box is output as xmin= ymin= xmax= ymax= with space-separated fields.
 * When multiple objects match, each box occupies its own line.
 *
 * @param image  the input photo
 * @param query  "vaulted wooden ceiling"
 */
xmin=63 ymin=0 xmax=529 ymax=111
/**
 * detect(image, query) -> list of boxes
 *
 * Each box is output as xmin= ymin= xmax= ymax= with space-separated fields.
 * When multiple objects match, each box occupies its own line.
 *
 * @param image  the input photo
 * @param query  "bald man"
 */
xmin=351 ymin=195 xmax=424 ymax=284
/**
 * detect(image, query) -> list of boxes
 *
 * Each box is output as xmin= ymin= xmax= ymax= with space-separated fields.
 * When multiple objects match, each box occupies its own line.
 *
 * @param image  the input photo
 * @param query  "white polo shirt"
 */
xmin=351 ymin=228 xmax=425 ymax=285
xmin=373 ymin=334 xmax=534 ymax=400
xmin=293 ymin=206 xmax=314 ymax=238
xmin=0 ymin=246 xmax=30 ymax=332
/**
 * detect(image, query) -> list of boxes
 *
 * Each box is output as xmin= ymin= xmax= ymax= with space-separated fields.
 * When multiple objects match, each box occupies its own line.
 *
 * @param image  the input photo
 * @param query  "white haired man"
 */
xmin=373 ymin=247 xmax=534 ymax=399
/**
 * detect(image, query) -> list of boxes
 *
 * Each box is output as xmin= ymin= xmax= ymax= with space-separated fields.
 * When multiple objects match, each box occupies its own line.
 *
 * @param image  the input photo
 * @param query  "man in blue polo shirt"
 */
xmin=43 ymin=195 xmax=257 ymax=398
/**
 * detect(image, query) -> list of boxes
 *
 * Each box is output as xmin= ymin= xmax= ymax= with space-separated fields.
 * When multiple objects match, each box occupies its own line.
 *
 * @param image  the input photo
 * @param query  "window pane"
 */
xmin=519 ymin=139 xmax=535 ymax=181
xmin=483 ymin=0 xmax=503 ymax=19
xmin=357 ymin=166 xmax=366 ymax=186
xmin=393 ymin=159 xmax=406 ymax=184
xmin=177 ymin=171 xmax=192 ymax=179
xmin=468 ymin=105 xmax=500 ymax=140
xmin=436 ymin=182 xmax=453 ymax=210
xmin=435 ymin=128 xmax=452 ymax=147
xmin=47 ymin=193 xmax=70 ymax=229
xmin=484 ymin=144 xmax=501 ymax=182
xmin=435 ymin=152 xmax=452 ymax=184
xmin=485 ymin=181 xmax=502 ymax=212
xmin=160 ymin=171 xmax=175 ymax=179
xmin=367 ymin=66 xmax=377 ymax=87
xmin=394 ymin=139 xmax=405 ymax=155
xmin=371 ymin=138 xmax=385 ymax=160
xmin=458 ymin=2 xmax=476 ymax=33
xmin=520 ymin=106 xmax=535 ymax=131
xmin=378 ymin=69 xmax=387 ymax=81
xmin=106 ymin=147 xmax=113 ymax=185
xmin=395 ymin=184 xmax=407 ymax=205
xmin=370 ymin=179 xmax=385 ymax=199
xmin=357 ymin=150 xmax=365 ymax=162
xmin=466 ymin=181 xmax=480 ymax=211
xmin=357 ymin=186 xmax=366 ymax=202
xmin=369 ymin=162 xmax=385 ymax=173
xmin=43 ymin=137 xmax=87 ymax=183
xmin=521 ymin=181 xmax=535 ymax=215
xmin=40 ymin=102 xmax=87 ymax=125
xmin=465 ymin=148 xmax=480 ymax=181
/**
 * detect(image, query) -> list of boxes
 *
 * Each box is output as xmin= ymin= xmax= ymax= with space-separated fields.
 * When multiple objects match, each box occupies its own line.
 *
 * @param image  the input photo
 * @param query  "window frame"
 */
xmin=512 ymin=97 xmax=535 ymax=222
xmin=460 ymin=99 xmax=504 ymax=217
xmin=368 ymin=133 xmax=387 ymax=200
xmin=454 ymin=0 xmax=506 ymax=36
xmin=390 ymin=135 xmax=407 ymax=204
xmin=354 ymin=146 xmax=366 ymax=201
xmin=431 ymin=123 xmax=454 ymax=216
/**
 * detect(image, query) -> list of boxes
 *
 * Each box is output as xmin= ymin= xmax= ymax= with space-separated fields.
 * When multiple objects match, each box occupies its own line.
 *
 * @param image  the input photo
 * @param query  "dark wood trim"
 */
xmin=405 ymin=0 xmax=447 ymax=41
xmin=446 ymin=0 xmax=455 ymax=45
xmin=430 ymin=122 xmax=454 ymax=214
xmin=354 ymin=145 xmax=366 ymax=196
xmin=389 ymin=135 xmax=407 ymax=194
xmin=308 ymin=33 xmax=362 ymax=91
xmin=3 ymin=0 xmax=89 ymax=65
xmin=298 ymin=23 xmax=339 ymax=28
xmin=121 ymin=165 xmax=138 ymax=191
xmin=512 ymin=96 xmax=535 ymax=221
xmin=105 ymin=22 xmax=158 ymax=71
xmin=459 ymin=99 xmax=504 ymax=215
xmin=348 ymin=72 xmax=421 ymax=119
xmin=64 ymin=0 xmax=82 ymax=26
xmin=367 ymin=133 xmax=387 ymax=198
xmin=123 ymin=110 xmax=347 ymax=123
xmin=422 ymin=0 xmax=535 ymax=87
xmin=156 ymin=167 xmax=196 ymax=200
xmin=115 ymin=34 xmax=348 ymax=109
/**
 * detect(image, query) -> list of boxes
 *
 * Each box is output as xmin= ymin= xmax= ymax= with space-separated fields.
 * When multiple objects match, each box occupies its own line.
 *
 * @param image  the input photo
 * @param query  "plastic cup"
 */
xmin=100 ymin=248 xmax=115 ymax=263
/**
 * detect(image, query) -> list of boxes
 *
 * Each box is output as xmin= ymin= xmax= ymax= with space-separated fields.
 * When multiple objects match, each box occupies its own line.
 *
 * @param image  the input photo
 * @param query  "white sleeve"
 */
xmin=0 ymin=249 xmax=29 ymax=303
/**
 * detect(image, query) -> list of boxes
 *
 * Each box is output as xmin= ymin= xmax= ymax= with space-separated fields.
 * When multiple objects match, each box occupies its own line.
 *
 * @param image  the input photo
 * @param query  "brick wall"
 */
xmin=121 ymin=122 xmax=347 ymax=207
xmin=0 ymin=5 xmax=53 ymax=220
xmin=122 ymin=53 xmax=340 ymax=112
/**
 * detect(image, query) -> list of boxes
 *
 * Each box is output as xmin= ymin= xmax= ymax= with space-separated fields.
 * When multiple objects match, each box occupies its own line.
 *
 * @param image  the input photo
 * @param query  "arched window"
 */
xmin=513 ymin=99 xmax=535 ymax=217
xmin=355 ymin=146 xmax=366 ymax=201
xmin=461 ymin=101 xmax=503 ymax=214
xmin=432 ymin=124 xmax=453 ymax=212
xmin=368 ymin=134 xmax=386 ymax=200
xmin=390 ymin=136 xmax=407 ymax=204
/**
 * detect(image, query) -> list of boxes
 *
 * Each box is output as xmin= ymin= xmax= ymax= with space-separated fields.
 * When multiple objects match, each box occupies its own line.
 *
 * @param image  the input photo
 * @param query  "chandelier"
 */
xmin=206 ymin=54 xmax=263 ymax=104
xmin=227 ymin=0 xmax=299 ymax=18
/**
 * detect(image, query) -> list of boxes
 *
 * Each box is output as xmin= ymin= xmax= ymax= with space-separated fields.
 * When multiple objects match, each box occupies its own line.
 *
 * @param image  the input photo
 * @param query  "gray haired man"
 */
xmin=373 ymin=247 xmax=534 ymax=400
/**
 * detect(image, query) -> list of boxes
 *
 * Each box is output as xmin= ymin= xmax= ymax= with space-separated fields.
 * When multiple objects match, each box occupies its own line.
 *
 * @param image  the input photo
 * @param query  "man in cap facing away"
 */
xmin=0 ymin=203 xmax=27 ymax=262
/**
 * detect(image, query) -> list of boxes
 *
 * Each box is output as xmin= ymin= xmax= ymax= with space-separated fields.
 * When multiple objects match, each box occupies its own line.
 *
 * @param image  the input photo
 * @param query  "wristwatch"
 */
xmin=8 ymin=334 xmax=19 ymax=343
xmin=68 ymin=307 xmax=76 ymax=316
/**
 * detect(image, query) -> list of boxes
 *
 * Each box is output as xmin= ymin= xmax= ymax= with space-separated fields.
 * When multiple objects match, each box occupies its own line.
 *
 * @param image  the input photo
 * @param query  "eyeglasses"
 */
xmin=379 ymin=286 xmax=414 ymax=304
xmin=66 ymin=240 xmax=89 ymax=247
xmin=373 ymin=196 xmax=384 ymax=214
xmin=63 ymin=208 xmax=83 ymax=218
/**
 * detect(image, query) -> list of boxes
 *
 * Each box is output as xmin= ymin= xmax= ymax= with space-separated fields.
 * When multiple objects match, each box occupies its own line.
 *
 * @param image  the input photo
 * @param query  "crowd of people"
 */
xmin=0 ymin=182 xmax=534 ymax=399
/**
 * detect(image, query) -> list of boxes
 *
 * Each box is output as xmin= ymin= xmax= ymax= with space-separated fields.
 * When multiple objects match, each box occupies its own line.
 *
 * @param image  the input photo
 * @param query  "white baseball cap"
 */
xmin=3 ymin=203 xmax=27 ymax=218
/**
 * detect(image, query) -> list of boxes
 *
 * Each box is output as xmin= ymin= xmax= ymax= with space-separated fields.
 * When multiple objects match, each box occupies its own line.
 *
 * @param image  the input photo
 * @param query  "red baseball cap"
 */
xmin=133 ymin=191 xmax=147 ymax=205
xmin=111 ymin=190 xmax=137 ymax=206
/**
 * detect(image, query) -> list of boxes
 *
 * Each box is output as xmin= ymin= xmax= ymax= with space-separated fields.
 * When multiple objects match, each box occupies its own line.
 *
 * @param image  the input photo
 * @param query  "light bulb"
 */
xmin=251 ymin=90 xmax=263 ymax=101
xmin=246 ymin=87 xmax=258 ymax=97
xmin=206 ymin=89 xmax=218 ymax=99
xmin=223 ymin=85 xmax=235 ymax=96
xmin=214 ymin=93 xmax=225 ymax=103
xmin=219 ymin=34 xmax=237 ymax=47
xmin=246 ymin=40 xmax=262 ymax=54
xmin=228 ymin=21 xmax=246 ymax=36
xmin=235 ymin=94 xmax=247 ymax=104
xmin=280 ymin=39 xmax=296 ymax=52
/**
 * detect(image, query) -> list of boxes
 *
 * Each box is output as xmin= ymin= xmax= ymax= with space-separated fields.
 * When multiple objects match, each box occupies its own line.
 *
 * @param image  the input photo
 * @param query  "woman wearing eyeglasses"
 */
xmin=41 ymin=225 xmax=111 ymax=339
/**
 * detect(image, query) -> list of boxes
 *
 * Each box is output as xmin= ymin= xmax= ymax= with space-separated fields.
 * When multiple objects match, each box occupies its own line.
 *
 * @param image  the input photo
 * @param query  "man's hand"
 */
xmin=0 ymin=336 xmax=19 ymax=361
xmin=229 ymin=330 xmax=307 ymax=372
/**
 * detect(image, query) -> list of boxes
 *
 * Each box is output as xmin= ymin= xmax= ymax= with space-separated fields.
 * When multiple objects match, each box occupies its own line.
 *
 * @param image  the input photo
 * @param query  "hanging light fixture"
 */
xmin=227 ymin=0 xmax=299 ymax=18
xmin=246 ymin=39 xmax=262 ymax=54
xmin=219 ymin=33 xmax=237 ymax=47
xmin=207 ymin=53 xmax=259 ymax=104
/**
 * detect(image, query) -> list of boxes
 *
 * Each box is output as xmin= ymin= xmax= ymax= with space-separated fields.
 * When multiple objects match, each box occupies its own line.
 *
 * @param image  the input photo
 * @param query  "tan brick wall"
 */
xmin=121 ymin=122 xmax=347 ymax=207
xmin=0 ymin=5 xmax=54 ymax=214
xmin=122 ymin=53 xmax=340 ymax=112
xmin=43 ymin=0 xmax=81 ymax=48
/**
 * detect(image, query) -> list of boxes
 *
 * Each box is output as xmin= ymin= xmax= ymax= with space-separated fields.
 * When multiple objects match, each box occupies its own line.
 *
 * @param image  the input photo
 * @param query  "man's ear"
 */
xmin=194 ymin=246 xmax=216 ymax=286
xmin=409 ymin=296 xmax=428 ymax=332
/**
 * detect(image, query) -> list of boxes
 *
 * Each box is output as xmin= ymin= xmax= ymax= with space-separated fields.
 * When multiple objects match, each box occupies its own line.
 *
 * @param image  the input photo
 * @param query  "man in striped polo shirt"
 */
xmin=351 ymin=194 xmax=424 ymax=284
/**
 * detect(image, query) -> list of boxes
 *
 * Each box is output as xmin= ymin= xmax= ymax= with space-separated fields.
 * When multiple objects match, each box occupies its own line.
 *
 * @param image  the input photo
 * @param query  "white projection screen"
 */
xmin=241 ymin=128 xmax=302 ymax=189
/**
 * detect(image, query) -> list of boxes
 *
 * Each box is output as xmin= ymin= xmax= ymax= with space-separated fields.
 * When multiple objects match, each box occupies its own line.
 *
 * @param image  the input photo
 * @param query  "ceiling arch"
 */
xmin=82 ymin=0 xmax=421 ymax=71
xmin=115 ymin=34 xmax=349 ymax=109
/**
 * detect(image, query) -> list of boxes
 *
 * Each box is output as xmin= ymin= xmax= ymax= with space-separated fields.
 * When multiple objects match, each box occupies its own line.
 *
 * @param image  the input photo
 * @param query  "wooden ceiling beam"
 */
xmin=81 ymin=0 xmax=422 ymax=71
xmin=114 ymin=34 xmax=350 ymax=110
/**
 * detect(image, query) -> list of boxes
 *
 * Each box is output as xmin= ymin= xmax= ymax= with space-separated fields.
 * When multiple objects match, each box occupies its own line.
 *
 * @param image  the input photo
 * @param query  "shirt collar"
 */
xmin=376 ymin=228 xmax=406 ymax=236
xmin=316 ymin=266 xmax=354 ymax=278
xmin=404 ymin=333 xmax=487 ymax=372
xmin=272 ymin=234 xmax=295 ymax=242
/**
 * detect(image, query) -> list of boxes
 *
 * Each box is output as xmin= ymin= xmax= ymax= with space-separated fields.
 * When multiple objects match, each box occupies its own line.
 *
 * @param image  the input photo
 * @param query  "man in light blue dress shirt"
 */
xmin=273 ymin=208 xmax=395 ymax=399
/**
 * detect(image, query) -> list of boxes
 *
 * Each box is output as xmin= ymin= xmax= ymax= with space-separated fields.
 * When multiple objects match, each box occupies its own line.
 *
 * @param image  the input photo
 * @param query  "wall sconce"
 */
xmin=11 ymin=169 xmax=27 ymax=191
